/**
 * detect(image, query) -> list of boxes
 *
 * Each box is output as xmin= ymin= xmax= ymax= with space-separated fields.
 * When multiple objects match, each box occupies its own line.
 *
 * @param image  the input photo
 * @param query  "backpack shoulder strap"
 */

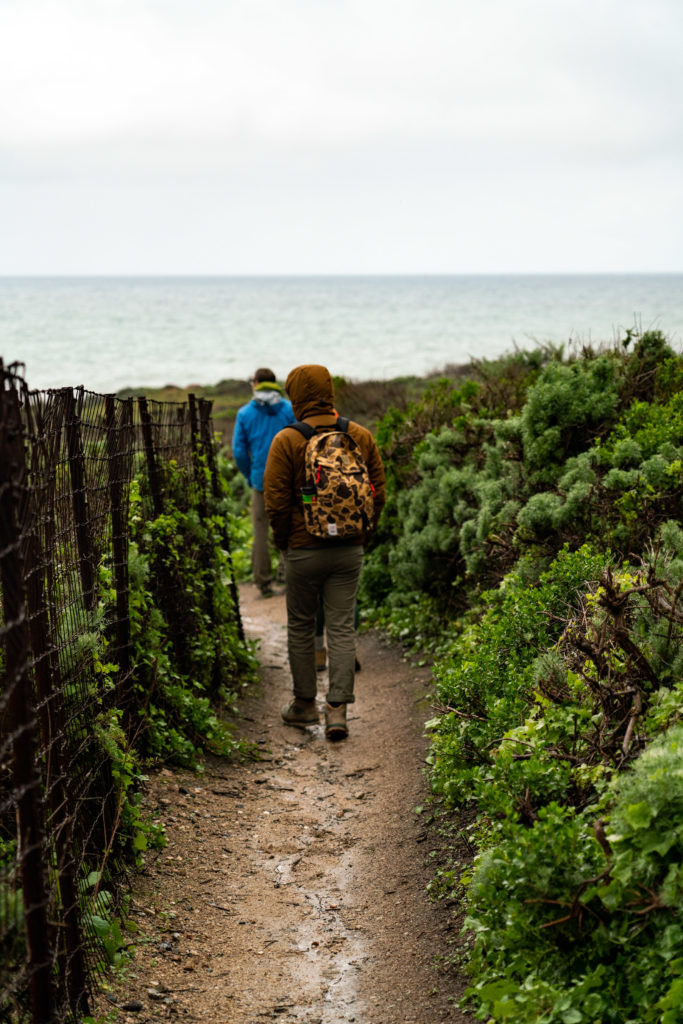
xmin=289 ymin=418 xmax=350 ymax=439
xmin=288 ymin=421 xmax=315 ymax=440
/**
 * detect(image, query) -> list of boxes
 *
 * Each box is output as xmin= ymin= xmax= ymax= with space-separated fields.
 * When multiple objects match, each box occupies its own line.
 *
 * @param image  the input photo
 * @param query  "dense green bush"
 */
xmin=129 ymin=458 xmax=256 ymax=767
xmin=362 ymin=330 xmax=681 ymax=630
xmin=428 ymin=544 xmax=608 ymax=807
xmin=518 ymin=386 xmax=683 ymax=557
xmin=360 ymin=329 xmax=683 ymax=1024
xmin=436 ymin=545 xmax=683 ymax=1022
xmin=519 ymin=355 xmax=620 ymax=485
xmin=465 ymin=725 xmax=683 ymax=1024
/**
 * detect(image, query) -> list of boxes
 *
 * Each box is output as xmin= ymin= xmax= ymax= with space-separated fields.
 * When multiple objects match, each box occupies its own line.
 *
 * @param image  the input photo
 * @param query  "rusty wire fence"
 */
xmin=0 ymin=362 xmax=244 ymax=1023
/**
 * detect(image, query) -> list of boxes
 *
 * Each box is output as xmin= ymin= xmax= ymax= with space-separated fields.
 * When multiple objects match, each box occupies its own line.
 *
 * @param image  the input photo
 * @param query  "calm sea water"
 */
xmin=1 ymin=275 xmax=682 ymax=393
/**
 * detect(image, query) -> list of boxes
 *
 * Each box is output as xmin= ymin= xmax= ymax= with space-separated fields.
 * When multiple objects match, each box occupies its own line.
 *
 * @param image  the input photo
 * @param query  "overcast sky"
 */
xmin=1 ymin=0 xmax=682 ymax=275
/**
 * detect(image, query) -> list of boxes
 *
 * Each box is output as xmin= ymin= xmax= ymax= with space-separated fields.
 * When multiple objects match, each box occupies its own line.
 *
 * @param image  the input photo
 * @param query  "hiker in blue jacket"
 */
xmin=233 ymin=368 xmax=295 ymax=596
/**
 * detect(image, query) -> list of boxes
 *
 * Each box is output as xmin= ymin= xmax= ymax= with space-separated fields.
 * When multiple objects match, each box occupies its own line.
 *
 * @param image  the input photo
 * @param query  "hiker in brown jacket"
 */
xmin=263 ymin=364 xmax=386 ymax=739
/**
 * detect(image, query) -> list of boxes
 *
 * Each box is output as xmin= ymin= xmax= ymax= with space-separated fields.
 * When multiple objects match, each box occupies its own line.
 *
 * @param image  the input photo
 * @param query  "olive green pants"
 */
xmin=285 ymin=545 xmax=363 ymax=705
xmin=251 ymin=489 xmax=272 ymax=590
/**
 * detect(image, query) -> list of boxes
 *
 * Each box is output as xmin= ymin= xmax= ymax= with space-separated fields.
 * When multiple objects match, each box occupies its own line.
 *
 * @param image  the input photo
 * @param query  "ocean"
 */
xmin=1 ymin=274 xmax=682 ymax=394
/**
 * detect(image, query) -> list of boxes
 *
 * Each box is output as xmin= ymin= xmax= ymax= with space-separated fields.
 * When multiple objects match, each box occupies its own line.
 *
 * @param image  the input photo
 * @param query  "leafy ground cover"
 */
xmin=75 ymin=452 xmax=257 ymax=977
xmin=125 ymin=454 xmax=257 ymax=772
xmin=359 ymin=330 xmax=683 ymax=1024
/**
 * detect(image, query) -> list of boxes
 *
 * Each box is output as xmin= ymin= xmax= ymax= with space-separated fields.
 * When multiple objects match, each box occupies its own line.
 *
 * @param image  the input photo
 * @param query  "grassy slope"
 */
xmin=117 ymin=369 xmax=461 ymax=446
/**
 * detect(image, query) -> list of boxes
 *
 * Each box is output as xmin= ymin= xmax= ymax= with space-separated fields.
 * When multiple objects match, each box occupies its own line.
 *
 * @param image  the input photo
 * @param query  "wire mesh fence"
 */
xmin=0 ymin=362 xmax=244 ymax=1023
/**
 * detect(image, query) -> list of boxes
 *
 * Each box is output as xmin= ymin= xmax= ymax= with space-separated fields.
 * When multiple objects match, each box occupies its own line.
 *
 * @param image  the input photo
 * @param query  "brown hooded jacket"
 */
xmin=263 ymin=364 xmax=386 ymax=550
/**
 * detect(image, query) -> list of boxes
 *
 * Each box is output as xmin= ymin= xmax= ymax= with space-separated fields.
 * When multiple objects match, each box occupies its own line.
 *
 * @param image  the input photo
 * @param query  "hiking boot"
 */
xmin=324 ymin=702 xmax=348 ymax=740
xmin=281 ymin=698 xmax=319 ymax=726
xmin=259 ymin=584 xmax=275 ymax=598
xmin=315 ymin=646 xmax=327 ymax=672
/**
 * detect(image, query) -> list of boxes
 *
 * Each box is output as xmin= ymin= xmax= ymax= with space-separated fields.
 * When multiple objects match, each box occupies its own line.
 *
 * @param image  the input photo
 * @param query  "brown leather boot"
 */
xmin=324 ymin=703 xmax=348 ymax=739
xmin=281 ymin=698 xmax=319 ymax=726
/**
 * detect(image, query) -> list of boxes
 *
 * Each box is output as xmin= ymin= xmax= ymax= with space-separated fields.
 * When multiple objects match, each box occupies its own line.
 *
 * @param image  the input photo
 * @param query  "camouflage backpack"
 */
xmin=290 ymin=417 xmax=375 ymax=539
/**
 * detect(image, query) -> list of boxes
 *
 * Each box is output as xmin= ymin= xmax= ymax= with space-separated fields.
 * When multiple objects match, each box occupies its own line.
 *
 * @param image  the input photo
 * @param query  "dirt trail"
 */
xmin=99 ymin=584 xmax=472 ymax=1023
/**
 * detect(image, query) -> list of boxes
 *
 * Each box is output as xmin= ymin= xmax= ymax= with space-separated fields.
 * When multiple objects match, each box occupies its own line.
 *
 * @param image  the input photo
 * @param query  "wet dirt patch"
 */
xmin=97 ymin=583 xmax=472 ymax=1023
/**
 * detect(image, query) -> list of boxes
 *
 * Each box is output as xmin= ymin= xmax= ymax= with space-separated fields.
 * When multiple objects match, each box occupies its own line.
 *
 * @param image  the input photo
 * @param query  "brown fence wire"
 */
xmin=0 ymin=362 xmax=244 ymax=1023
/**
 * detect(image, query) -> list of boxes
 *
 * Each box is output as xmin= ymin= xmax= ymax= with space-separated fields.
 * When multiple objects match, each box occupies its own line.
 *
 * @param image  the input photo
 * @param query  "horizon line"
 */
xmin=1 ymin=270 xmax=682 ymax=279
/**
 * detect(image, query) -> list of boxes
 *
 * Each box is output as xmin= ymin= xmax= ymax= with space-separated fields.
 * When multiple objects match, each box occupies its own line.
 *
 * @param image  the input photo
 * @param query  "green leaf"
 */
xmin=582 ymin=993 xmax=604 ymax=1016
xmin=660 ymin=977 xmax=683 ymax=1021
xmin=492 ymin=999 xmax=518 ymax=1018
xmin=89 ymin=915 xmax=111 ymax=938
xmin=624 ymin=801 xmax=652 ymax=830
xmin=132 ymin=831 xmax=148 ymax=851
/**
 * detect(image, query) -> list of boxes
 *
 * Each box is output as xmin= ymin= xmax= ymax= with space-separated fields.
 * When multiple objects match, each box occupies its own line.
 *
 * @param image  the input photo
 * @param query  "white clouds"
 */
xmin=0 ymin=0 xmax=682 ymax=270
xmin=3 ymin=0 xmax=681 ymax=156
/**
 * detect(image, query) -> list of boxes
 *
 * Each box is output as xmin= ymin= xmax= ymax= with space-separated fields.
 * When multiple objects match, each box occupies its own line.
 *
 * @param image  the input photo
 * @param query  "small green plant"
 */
xmin=80 ymin=871 xmax=130 ymax=969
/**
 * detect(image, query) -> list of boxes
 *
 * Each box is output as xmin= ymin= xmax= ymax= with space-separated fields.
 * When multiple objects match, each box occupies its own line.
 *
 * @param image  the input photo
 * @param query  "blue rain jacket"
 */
xmin=232 ymin=386 xmax=295 ymax=491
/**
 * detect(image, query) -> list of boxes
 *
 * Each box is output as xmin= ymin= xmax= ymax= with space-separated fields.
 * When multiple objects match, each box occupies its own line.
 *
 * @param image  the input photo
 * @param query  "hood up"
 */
xmin=253 ymin=384 xmax=284 ymax=407
xmin=285 ymin=364 xmax=335 ymax=421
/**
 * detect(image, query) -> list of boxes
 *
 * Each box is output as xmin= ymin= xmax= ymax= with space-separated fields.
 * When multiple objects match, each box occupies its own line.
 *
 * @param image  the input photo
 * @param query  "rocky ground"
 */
xmin=96 ymin=583 xmax=473 ymax=1024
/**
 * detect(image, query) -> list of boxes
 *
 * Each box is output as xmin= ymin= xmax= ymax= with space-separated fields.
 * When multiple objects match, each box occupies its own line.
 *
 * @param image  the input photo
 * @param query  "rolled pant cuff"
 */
xmin=326 ymin=691 xmax=355 ymax=705
xmin=293 ymin=687 xmax=317 ymax=703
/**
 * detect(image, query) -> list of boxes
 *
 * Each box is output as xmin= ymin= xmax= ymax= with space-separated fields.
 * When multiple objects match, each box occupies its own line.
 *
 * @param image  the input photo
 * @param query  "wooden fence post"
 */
xmin=138 ymin=397 xmax=164 ymax=517
xmin=188 ymin=393 xmax=208 ymax=519
xmin=105 ymin=396 xmax=133 ymax=722
xmin=63 ymin=387 xmax=97 ymax=611
xmin=197 ymin=398 xmax=245 ymax=643
xmin=0 ymin=371 xmax=56 ymax=1024
xmin=23 ymin=524 xmax=90 ymax=1019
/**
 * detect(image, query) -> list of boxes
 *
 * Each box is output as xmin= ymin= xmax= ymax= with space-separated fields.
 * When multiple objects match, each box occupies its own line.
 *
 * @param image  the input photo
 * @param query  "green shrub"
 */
xmin=520 ymin=356 xmax=620 ymax=485
xmin=358 ymin=332 xmax=683 ymax=1024
xmin=361 ymin=351 xmax=545 ymax=611
xmin=128 ymin=464 xmax=256 ymax=768
xmin=429 ymin=544 xmax=608 ymax=807
xmin=364 ymin=342 xmax=682 ymax=620
xmin=464 ymin=726 xmax=683 ymax=1024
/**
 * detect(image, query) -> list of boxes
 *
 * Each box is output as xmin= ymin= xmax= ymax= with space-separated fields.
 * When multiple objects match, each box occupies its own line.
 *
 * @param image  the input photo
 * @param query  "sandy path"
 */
xmin=98 ymin=583 xmax=471 ymax=1023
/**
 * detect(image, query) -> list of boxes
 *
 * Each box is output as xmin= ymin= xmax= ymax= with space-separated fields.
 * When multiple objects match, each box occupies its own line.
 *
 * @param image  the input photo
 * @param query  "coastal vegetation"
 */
xmin=3 ymin=331 xmax=680 ymax=1022
xmin=116 ymin=368 xmax=450 ymax=442
xmin=357 ymin=329 xmax=683 ymax=1023
xmin=197 ymin=333 xmax=682 ymax=1020
xmin=0 ymin=383 xmax=257 ymax=1019
xmin=126 ymin=454 xmax=257 ymax=769
xmin=147 ymin=338 xmax=682 ymax=1021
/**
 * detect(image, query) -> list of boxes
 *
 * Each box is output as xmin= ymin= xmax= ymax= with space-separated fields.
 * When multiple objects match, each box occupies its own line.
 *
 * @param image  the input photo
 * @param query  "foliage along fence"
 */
xmin=0 ymin=361 xmax=247 ymax=1024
